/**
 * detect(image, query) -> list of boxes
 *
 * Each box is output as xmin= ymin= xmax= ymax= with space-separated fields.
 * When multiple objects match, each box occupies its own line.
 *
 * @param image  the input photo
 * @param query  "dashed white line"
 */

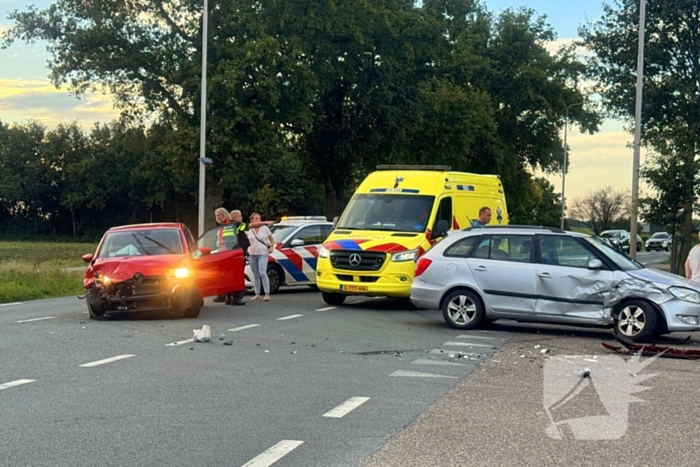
xmin=165 ymin=338 xmax=195 ymax=346
xmin=241 ymin=440 xmax=304 ymax=467
xmin=443 ymin=341 xmax=492 ymax=348
xmin=277 ymin=314 xmax=303 ymax=321
xmin=455 ymin=334 xmax=501 ymax=340
xmin=79 ymin=355 xmax=135 ymax=367
xmin=411 ymin=358 xmax=468 ymax=367
xmin=390 ymin=370 xmax=457 ymax=379
xmin=0 ymin=302 xmax=23 ymax=308
xmin=315 ymin=306 xmax=336 ymax=312
xmin=0 ymin=379 xmax=35 ymax=390
xmin=228 ymin=324 xmax=260 ymax=332
xmin=15 ymin=317 xmax=55 ymax=323
xmin=428 ymin=349 xmax=479 ymax=356
xmin=323 ymin=397 xmax=370 ymax=418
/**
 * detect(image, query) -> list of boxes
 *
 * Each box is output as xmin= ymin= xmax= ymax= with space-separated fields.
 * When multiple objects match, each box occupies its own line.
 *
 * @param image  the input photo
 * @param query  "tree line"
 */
xmin=2 ymin=0 xmax=697 ymax=262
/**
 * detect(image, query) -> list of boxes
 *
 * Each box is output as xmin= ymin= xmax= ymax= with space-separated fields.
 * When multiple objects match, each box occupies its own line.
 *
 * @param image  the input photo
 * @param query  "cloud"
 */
xmin=0 ymin=78 xmax=120 ymax=128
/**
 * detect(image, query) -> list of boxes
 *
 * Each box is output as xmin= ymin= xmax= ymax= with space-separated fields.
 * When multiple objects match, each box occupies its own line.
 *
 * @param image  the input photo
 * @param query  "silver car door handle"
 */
xmin=474 ymin=266 xmax=487 ymax=272
xmin=538 ymin=272 xmax=551 ymax=278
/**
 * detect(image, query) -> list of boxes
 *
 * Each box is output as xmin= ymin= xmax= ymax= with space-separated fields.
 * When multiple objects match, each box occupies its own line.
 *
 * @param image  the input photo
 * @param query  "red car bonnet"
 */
xmin=89 ymin=254 xmax=188 ymax=283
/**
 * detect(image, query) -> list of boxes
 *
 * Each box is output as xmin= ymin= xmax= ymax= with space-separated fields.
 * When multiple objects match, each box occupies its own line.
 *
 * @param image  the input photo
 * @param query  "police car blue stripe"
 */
xmin=305 ymin=257 xmax=318 ymax=271
xmin=369 ymin=188 xmax=387 ymax=193
xmin=334 ymin=239 xmax=363 ymax=250
xmin=276 ymin=259 xmax=309 ymax=283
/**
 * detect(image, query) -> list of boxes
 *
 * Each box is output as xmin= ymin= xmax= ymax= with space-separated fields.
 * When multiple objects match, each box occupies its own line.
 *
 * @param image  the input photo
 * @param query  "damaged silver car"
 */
xmin=410 ymin=226 xmax=700 ymax=342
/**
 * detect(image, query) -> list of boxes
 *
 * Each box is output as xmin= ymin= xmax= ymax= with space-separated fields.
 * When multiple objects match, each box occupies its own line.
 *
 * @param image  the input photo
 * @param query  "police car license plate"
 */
xmin=341 ymin=285 xmax=368 ymax=293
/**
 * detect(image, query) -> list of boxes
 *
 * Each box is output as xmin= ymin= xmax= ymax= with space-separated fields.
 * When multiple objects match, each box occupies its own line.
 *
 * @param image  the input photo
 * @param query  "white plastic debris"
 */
xmin=541 ymin=349 xmax=550 ymax=354
xmin=193 ymin=325 xmax=211 ymax=342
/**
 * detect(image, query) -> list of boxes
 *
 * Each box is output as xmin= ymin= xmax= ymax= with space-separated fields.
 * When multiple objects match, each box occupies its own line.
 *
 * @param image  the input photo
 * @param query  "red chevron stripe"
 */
xmin=365 ymin=243 xmax=408 ymax=253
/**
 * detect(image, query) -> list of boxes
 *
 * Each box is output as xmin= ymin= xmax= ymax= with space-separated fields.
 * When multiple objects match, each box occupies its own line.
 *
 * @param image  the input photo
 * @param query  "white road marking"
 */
xmin=455 ymin=334 xmax=502 ymax=340
xmin=315 ymin=306 xmax=336 ymax=312
xmin=165 ymin=338 xmax=195 ymax=346
xmin=15 ymin=317 xmax=55 ymax=323
xmin=228 ymin=324 xmax=260 ymax=332
xmin=0 ymin=302 xmax=23 ymax=308
xmin=0 ymin=379 xmax=35 ymax=390
xmin=411 ymin=359 xmax=468 ymax=367
xmin=241 ymin=440 xmax=304 ymax=467
xmin=323 ymin=397 xmax=370 ymax=418
xmin=443 ymin=341 xmax=492 ymax=348
xmin=428 ymin=349 xmax=478 ymax=356
xmin=390 ymin=370 xmax=457 ymax=379
xmin=277 ymin=314 xmax=303 ymax=321
xmin=79 ymin=355 xmax=135 ymax=367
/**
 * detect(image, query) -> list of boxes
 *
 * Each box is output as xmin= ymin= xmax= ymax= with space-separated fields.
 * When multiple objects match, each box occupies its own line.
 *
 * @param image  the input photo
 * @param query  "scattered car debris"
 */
xmin=541 ymin=349 xmax=550 ymax=354
xmin=578 ymin=368 xmax=591 ymax=378
xmin=601 ymin=334 xmax=691 ymax=359
xmin=291 ymin=351 xmax=297 ymax=354
xmin=193 ymin=325 xmax=211 ymax=342
xmin=223 ymin=341 xmax=233 ymax=346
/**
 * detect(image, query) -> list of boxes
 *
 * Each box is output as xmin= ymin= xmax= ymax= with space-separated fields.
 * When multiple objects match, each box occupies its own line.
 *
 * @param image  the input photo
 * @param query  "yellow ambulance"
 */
xmin=316 ymin=165 xmax=508 ymax=305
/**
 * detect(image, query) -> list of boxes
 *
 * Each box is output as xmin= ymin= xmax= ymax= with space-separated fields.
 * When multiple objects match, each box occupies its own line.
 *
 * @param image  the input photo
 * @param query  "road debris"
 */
xmin=193 ymin=325 xmax=211 ymax=342
xmin=578 ymin=368 xmax=591 ymax=378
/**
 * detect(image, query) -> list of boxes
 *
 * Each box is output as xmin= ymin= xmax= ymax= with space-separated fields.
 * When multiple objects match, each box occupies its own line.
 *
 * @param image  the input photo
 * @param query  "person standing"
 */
xmin=685 ymin=231 xmax=700 ymax=284
xmin=471 ymin=207 xmax=492 ymax=227
xmin=213 ymin=207 xmax=232 ymax=303
xmin=247 ymin=212 xmax=276 ymax=301
xmin=228 ymin=210 xmax=274 ymax=305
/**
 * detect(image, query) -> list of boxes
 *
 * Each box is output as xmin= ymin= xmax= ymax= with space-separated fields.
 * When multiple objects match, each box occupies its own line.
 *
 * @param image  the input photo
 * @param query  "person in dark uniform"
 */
xmin=228 ymin=209 xmax=274 ymax=305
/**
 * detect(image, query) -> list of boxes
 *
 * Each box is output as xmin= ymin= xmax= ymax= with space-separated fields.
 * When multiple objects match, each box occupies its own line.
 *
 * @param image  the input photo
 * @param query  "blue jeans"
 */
xmin=249 ymin=254 xmax=270 ymax=295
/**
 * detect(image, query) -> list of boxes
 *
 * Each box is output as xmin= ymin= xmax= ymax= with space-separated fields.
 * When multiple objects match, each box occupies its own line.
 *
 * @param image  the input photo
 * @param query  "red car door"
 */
xmin=191 ymin=225 xmax=245 ymax=298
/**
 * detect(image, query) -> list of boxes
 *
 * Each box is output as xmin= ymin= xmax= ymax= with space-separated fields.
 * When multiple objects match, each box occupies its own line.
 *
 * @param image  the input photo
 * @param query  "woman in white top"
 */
xmin=685 ymin=231 xmax=700 ymax=284
xmin=247 ymin=212 xmax=276 ymax=300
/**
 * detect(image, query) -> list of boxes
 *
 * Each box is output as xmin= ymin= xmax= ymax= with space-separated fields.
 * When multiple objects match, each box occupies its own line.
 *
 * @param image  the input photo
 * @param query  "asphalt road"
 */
xmin=3 ymin=250 xmax=692 ymax=467
xmin=0 ymin=289 xmax=512 ymax=467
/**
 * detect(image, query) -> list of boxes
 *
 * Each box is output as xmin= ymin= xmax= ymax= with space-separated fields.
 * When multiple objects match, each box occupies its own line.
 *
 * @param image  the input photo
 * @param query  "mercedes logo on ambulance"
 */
xmin=349 ymin=253 xmax=362 ymax=266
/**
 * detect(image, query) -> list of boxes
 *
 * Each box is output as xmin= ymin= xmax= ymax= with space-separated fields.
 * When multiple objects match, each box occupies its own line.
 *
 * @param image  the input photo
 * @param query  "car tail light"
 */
xmin=414 ymin=257 xmax=433 ymax=277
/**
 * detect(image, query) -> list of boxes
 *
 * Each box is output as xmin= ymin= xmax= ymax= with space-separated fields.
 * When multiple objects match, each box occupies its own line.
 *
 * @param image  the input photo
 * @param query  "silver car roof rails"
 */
xmin=464 ymin=225 xmax=566 ymax=234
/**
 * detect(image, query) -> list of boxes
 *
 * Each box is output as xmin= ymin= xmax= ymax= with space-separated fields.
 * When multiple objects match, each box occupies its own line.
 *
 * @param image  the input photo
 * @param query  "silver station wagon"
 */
xmin=410 ymin=226 xmax=700 ymax=342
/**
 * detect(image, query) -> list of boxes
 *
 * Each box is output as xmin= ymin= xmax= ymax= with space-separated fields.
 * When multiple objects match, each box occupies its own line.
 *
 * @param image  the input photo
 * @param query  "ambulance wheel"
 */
xmin=322 ymin=292 xmax=346 ymax=306
xmin=267 ymin=263 xmax=283 ymax=294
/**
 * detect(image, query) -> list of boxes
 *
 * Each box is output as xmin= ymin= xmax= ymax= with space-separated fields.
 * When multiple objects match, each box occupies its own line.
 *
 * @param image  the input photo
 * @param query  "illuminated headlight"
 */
xmin=391 ymin=249 xmax=419 ymax=262
xmin=645 ymin=242 xmax=650 ymax=247
xmin=173 ymin=268 xmax=189 ymax=279
xmin=677 ymin=315 xmax=698 ymax=325
xmin=662 ymin=241 xmax=668 ymax=246
xmin=318 ymin=246 xmax=329 ymax=258
xmin=96 ymin=275 xmax=111 ymax=287
xmin=669 ymin=287 xmax=700 ymax=303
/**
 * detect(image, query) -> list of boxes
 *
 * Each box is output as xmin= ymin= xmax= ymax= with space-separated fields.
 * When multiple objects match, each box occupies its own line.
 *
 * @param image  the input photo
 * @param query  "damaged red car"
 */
xmin=82 ymin=223 xmax=245 ymax=320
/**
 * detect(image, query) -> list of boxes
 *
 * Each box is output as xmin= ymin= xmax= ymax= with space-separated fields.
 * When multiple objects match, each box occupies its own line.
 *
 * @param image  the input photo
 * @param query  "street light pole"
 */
xmin=197 ymin=0 xmax=209 ymax=238
xmin=630 ymin=0 xmax=646 ymax=261
xmin=560 ymin=102 xmax=584 ymax=230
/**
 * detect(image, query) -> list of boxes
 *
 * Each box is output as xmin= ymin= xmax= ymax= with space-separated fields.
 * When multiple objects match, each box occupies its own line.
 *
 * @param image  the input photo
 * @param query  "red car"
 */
xmin=82 ymin=222 xmax=245 ymax=320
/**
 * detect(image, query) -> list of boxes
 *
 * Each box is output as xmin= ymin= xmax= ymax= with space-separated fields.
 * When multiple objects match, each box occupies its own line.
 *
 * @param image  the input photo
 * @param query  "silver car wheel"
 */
xmin=447 ymin=295 xmax=477 ymax=325
xmin=617 ymin=305 xmax=646 ymax=336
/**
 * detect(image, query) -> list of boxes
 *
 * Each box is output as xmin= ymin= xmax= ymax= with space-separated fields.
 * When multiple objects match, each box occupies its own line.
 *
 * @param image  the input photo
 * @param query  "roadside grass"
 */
xmin=0 ymin=240 xmax=98 ymax=304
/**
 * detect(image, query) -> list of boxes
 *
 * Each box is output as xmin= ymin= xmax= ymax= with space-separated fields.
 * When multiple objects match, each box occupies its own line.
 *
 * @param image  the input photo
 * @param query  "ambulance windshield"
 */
xmin=336 ymin=194 xmax=435 ymax=233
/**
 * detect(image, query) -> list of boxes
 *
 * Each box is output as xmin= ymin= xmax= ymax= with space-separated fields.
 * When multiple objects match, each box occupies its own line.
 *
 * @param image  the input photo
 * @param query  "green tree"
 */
xmin=580 ymin=0 xmax=700 ymax=264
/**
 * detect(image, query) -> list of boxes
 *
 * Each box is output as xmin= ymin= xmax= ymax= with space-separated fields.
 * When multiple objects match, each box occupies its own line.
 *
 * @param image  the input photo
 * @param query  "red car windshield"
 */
xmin=97 ymin=229 xmax=184 ymax=258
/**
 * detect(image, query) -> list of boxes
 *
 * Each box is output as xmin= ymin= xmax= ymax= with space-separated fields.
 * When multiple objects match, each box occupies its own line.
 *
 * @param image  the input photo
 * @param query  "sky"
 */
xmin=0 ymin=0 xmax=649 ymax=203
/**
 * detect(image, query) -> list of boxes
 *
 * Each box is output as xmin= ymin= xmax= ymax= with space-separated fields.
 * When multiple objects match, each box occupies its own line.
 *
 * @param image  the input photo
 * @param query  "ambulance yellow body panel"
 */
xmin=316 ymin=165 xmax=508 ymax=304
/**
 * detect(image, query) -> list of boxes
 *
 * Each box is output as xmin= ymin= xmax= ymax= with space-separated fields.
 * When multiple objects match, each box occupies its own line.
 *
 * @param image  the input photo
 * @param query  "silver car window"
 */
xmin=471 ymin=235 xmax=532 ymax=263
xmin=444 ymin=236 xmax=478 ymax=257
xmin=538 ymin=236 xmax=593 ymax=268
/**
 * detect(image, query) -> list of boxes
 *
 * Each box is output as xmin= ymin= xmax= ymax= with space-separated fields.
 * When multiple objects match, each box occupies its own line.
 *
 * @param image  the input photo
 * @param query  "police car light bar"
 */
xmin=280 ymin=216 xmax=327 ymax=221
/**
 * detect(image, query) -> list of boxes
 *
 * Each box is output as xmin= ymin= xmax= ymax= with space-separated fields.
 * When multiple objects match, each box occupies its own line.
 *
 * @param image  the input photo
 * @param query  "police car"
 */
xmin=244 ymin=216 xmax=334 ymax=293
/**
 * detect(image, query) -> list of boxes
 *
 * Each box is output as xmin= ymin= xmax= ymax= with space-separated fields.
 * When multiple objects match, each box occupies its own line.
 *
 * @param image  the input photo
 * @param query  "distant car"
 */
xmin=599 ymin=229 xmax=641 ymax=253
xmin=82 ymin=223 xmax=245 ymax=320
xmin=410 ymin=225 xmax=700 ymax=342
xmin=244 ymin=217 xmax=333 ymax=293
xmin=645 ymin=232 xmax=672 ymax=252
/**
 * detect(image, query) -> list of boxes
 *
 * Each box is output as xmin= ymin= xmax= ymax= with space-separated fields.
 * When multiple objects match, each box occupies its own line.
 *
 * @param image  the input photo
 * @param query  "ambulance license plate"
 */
xmin=340 ymin=285 xmax=368 ymax=293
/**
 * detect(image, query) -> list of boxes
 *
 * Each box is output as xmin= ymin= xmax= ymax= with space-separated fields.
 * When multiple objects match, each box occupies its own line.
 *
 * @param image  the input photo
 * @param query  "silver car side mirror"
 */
xmin=290 ymin=239 xmax=305 ymax=247
xmin=588 ymin=259 xmax=603 ymax=270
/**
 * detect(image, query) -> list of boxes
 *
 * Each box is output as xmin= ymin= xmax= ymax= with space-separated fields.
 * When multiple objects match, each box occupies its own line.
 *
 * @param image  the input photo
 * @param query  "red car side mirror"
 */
xmin=197 ymin=247 xmax=211 ymax=256
xmin=82 ymin=254 xmax=93 ymax=263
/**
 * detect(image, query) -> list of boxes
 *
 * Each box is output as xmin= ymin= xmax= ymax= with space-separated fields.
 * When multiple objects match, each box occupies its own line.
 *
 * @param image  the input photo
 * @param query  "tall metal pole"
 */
xmin=630 ymin=0 xmax=646 ymax=260
xmin=197 ymin=0 xmax=209 ymax=238
xmin=560 ymin=102 xmax=584 ymax=230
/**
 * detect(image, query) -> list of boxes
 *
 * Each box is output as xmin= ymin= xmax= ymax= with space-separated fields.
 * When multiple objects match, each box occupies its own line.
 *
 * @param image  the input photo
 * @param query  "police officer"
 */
xmin=228 ymin=210 xmax=274 ymax=305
